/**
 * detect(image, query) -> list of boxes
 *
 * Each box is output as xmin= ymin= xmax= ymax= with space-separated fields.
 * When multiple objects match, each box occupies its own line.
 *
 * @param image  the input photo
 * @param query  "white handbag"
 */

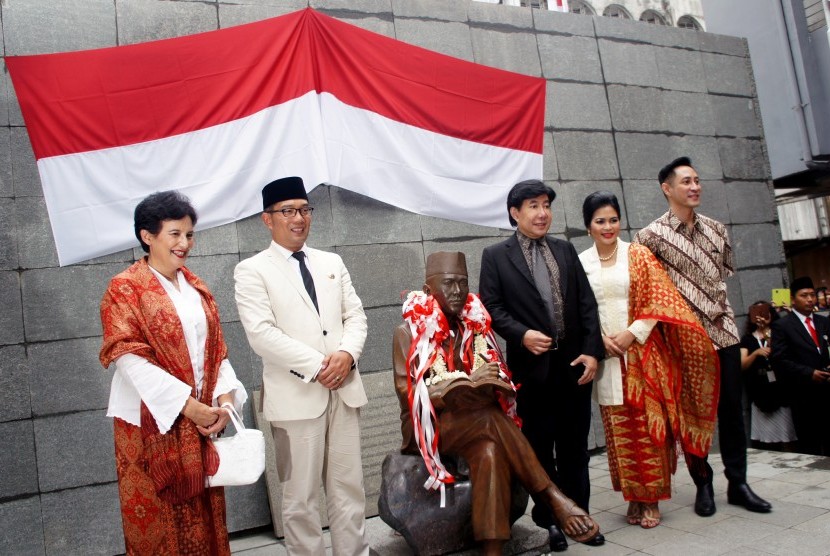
xmin=207 ymin=405 xmax=265 ymax=487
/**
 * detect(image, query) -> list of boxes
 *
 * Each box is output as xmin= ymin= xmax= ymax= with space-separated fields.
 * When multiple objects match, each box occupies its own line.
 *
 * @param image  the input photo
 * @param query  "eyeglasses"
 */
xmin=264 ymin=207 xmax=314 ymax=218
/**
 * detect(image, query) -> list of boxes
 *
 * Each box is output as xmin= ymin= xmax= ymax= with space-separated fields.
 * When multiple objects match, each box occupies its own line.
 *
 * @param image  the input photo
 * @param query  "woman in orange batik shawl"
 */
xmin=578 ymin=192 xmax=719 ymax=529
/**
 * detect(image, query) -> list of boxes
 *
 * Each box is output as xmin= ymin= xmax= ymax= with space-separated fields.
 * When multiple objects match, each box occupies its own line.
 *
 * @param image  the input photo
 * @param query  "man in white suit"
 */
xmin=234 ymin=176 xmax=370 ymax=555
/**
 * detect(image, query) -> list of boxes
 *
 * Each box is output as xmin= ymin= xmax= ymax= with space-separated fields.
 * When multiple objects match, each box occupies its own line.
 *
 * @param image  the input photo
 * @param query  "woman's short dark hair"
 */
xmin=134 ymin=191 xmax=198 ymax=253
xmin=582 ymin=191 xmax=621 ymax=229
xmin=744 ymin=300 xmax=779 ymax=335
xmin=506 ymin=179 xmax=556 ymax=227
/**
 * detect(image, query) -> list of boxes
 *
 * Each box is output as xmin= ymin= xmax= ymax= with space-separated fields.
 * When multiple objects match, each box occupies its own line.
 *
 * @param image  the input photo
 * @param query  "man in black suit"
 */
xmin=479 ymin=180 xmax=605 ymax=552
xmin=771 ymin=276 xmax=830 ymax=456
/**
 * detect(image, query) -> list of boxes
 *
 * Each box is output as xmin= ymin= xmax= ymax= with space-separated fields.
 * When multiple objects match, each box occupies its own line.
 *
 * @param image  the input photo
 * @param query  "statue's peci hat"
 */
xmin=425 ymin=251 xmax=468 ymax=279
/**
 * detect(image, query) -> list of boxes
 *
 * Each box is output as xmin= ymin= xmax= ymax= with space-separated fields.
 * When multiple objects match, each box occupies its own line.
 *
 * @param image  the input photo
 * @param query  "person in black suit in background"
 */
xmin=479 ymin=180 xmax=605 ymax=552
xmin=771 ymin=276 xmax=830 ymax=456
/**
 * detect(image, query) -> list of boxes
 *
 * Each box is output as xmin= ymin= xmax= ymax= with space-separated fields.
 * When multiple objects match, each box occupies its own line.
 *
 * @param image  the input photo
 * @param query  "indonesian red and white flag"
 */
xmin=7 ymin=8 xmax=545 ymax=265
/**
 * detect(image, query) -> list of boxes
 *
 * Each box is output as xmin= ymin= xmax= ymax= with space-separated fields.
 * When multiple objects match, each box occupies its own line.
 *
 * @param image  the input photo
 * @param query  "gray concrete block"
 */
xmin=394 ymin=19 xmax=473 ymax=61
xmin=183 ymin=253 xmax=241 ymax=323
xmin=0 ymin=59 xmax=8 ymax=128
xmin=731 ymin=224 xmax=785 ymax=269
xmin=607 ymin=84 xmax=663 ymax=133
xmin=225 ymin=478 xmax=272 ymax=533
xmin=726 ymin=182 xmax=777 ymax=225
xmin=85 ymin=248 xmax=136 ymax=266
xmin=712 ymin=96 xmax=761 ymax=138
xmin=330 ymin=187 xmax=421 ymax=246
xmin=0 ymin=346 xmax=31 ymax=422
xmin=533 ymin=9 xmax=595 ymax=37
xmin=726 ymin=272 xmax=744 ymax=321
xmin=0 ymin=128 xmax=11 ymax=197
xmin=219 ymin=4 xmax=305 ymax=28
xmin=14 ymin=196 xmax=59 ymax=269
xmin=547 ymin=82 xmax=611 ymax=131
xmin=307 ymin=184 xmax=335 ymax=249
xmin=10 ymin=127 xmax=41 ymax=197
xmin=29 ymin=337 xmax=112 ymax=417
xmin=698 ymin=32 xmax=747 ymax=57
xmin=543 ymin=131 xmax=559 ymax=182
xmin=468 ymin=2 xmax=533 ymax=29
xmin=35 ymin=410 xmax=116 ymax=491
xmin=41 ymin=482 xmax=124 ymax=556
xmin=598 ymin=40 xmax=660 ymax=87
xmin=327 ymin=15 xmax=396 ymax=38
xmin=310 ymin=0 xmax=392 ymax=14
xmin=621 ymin=180 xmax=667 ymax=229
xmin=702 ymin=52 xmax=753 ymax=97
xmin=21 ymin=263 xmax=125 ymax=342
xmin=548 ymin=183 xmax=568 ymax=235
xmin=116 ymin=0 xmax=218 ymax=45
xmin=538 ymin=34 xmax=603 ymax=83
xmin=0 ymin=497 xmax=45 ymax=556
xmin=189 ymin=222 xmax=239 ymax=258
xmin=558 ymin=181 xmax=627 ymax=234
xmin=418 ymin=214 xmax=506 ymax=242
xmin=470 ymin=28 xmax=541 ymax=76
xmin=569 ymin=232 xmax=594 ymax=254
xmin=236 ymin=214 xmax=272 ymax=255
xmin=2 ymin=0 xmax=117 ymax=55
xmin=219 ymin=0 xmax=305 ymax=8
xmin=7 ymin=61 xmax=25 ymax=127
xmin=0 ymin=198 xmax=18 ymax=269
xmin=655 ymin=46 xmax=707 ymax=93
xmin=0 ymin=270 xmax=24 ymax=346
xmin=663 ymin=90 xmax=715 ymax=137
xmin=392 ymin=0 xmax=467 ymax=21
xmin=738 ymin=268 xmax=786 ymax=313
xmin=697 ymin=180 xmax=731 ymax=225
xmin=424 ymin=236 xmax=508 ymax=294
xmin=223 ymin=319 xmax=260 ymax=391
xmin=552 ymin=132 xmax=619 ymax=180
xmin=615 ymin=133 xmax=722 ymax=180
xmin=361 ymin=305 xmax=403 ymax=373
xmin=594 ymin=14 xmax=699 ymax=49
xmin=336 ymin=242 xmax=424 ymax=309
xmin=0 ymin=420 xmax=38 ymax=498
xmin=718 ymin=138 xmax=769 ymax=180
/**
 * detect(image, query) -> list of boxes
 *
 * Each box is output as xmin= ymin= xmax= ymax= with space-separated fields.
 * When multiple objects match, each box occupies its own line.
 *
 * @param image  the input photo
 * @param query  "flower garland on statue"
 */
xmin=401 ymin=290 xmax=520 ymax=506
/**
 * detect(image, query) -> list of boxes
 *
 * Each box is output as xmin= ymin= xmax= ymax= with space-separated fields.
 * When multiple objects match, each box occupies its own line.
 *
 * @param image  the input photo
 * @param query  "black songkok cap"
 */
xmin=262 ymin=176 xmax=308 ymax=210
xmin=790 ymin=276 xmax=815 ymax=295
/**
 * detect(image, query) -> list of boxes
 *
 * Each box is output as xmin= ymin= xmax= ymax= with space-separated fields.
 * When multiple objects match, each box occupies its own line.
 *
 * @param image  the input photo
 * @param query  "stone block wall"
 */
xmin=0 ymin=0 xmax=784 ymax=553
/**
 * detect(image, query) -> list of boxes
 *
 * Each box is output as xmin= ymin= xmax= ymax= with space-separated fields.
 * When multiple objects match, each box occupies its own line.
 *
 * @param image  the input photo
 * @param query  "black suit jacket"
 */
xmin=479 ymin=234 xmax=604 ymax=387
xmin=771 ymin=311 xmax=830 ymax=387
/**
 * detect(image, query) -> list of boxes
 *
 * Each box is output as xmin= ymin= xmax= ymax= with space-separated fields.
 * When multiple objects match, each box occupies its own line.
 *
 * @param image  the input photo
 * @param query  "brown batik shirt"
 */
xmin=634 ymin=210 xmax=740 ymax=350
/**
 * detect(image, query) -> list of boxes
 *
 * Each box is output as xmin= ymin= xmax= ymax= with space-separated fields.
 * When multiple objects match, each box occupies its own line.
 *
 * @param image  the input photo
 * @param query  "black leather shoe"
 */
xmin=581 ymin=532 xmax=605 ymax=546
xmin=694 ymin=483 xmax=716 ymax=516
xmin=547 ymin=524 xmax=568 ymax=552
xmin=727 ymin=482 xmax=772 ymax=513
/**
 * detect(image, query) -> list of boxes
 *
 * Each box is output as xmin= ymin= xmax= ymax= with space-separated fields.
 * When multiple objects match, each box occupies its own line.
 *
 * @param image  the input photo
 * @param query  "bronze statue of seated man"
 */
xmin=393 ymin=251 xmax=601 ymax=555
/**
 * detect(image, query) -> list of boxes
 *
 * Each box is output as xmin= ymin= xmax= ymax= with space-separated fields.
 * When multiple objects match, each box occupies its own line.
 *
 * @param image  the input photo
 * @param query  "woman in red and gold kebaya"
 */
xmin=99 ymin=191 xmax=247 ymax=555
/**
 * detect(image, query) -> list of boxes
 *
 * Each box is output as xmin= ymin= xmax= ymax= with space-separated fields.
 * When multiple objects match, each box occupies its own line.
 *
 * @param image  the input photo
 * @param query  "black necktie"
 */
xmin=291 ymin=251 xmax=319 ymax=313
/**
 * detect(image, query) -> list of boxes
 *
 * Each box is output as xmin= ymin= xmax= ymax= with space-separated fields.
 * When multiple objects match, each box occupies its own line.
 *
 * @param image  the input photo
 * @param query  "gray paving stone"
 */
xmin=418 ymin=213 xmax=507 ymax=242
xmin=21 ymin=263 xmax=125 ymax=342
xmin=184 ymin=253 xmax=240 ymax=323
xmin=732 ymin=224 xmax=785 ymax=269
xmin=699 ymin=32 xmax=747 ymax=57
xmin=225 ymin=478 xmax=272 ymax=533
xmin=41 ymin=482 xmax=124 ymax=556
xmin=219 ymin=4 xmax=304 ymax=28
xmin=538 ymin=34 xmax=603 ymax=83
xmin=424 ymin=236 xmax=507 ymax=294
xmin=0 ymin=270 xmax=24 ymax=346
xmin=655 ymin=45 xmax=708 ymax=93
xmin=470 ymin=28 xmax=541 ymax=76
xmin=327 ymin=15 xmax=396 ymax=38
xmin=468 ymin=1 xmax=533 ymax=29
xmin=727 ymin=182 xmax=777 ymax=225
xmin=224 ymin=320 xmax=260 ymax=391
xmin=309 ymin=0 xmax=392 ymax=14
xmin=189 ymin=221 xmax=240 ymax=258
xmin=547 ymin=82 xmax=611 ymax=131
xmin=548 ymin=182 xmax=568 ymax=235
xmin=0 ymin=198 xmax=18 ymax=269
xmin=116 ymin=0 xmax=218 ymax=45
xmin=29 ymin=337 xmax=112 ymax=417
xmin=391 ymin=0 xmax=467 ymax=22
xmin=621 ymin=180 xmax=668 ymax=229
xmin=331 ymin=187 xmax=421 ymax=246
xmin=615 ymin=133 xmax=722 ymax=180
xmin=607 ymin=85 xmax=663 ymax=133
xmin=307 ymin=184 xmax=336 ymax=249
xmin=0 ymin=345 xmax=30 ymax=422
xmin=697 ymin=180 xmax=731 ymax=225
xmin=702 ymin=52 xmax=754 ymax=97
xmin=35 ymin=410 xmax=116 ymax=491
xmin=336 ymin=242 xmax=424 ymax=309
xmin=10 ymin=127 xmax=41 ymax=197
xmin=726 ymin=271 xmax=745 ymax=323
xmin=543 ymin=131 xmax=559 ymax=182
xmin=84 ymin=248 xmax=137 ymax=266
xmin=0 ymin=420 xmax=38 ymax=498
xmin=594 ymin=14 xmax=699 ymax=49
xmin=553 ymin=131 xmax=619 ymax=180
xmin=664 ymin=91 xmax=716 ymax=136
xmin=394 ymin=19 xmax=473 ymax=61
xmin=719 ymin=138 xmax=769 ymax=180
xmin=712 ymin=96 xmax=761 ymax=138
xmin=0 ymin=128 xmax=11 ymax=197
xmin=2 ymin=0 xmax=116 ymax=55
xmin=0 ymin=497 xmax=45 ymax=556
xmin=361 ymin=305 xmax=403 ymax=373
xmin=598 ymin=40 xmax=660 ymax=87
xmin=14 ymin=196 xmax=59 ymax=269
xmin=532 ymin=8 xmax=595 ymax=37
xmin=558 ymin=181 xmax=627 ymax=234
xmin=235 ymin=214 xmax=272 ymax=255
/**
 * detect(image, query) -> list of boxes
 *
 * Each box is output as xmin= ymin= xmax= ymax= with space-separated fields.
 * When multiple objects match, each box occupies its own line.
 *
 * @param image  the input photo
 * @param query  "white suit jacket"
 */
xmin=234 ymin=242 xmax=368 ymax=422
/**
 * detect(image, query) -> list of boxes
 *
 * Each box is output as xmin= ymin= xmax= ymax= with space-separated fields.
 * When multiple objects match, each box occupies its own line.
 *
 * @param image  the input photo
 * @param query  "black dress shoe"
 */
xmin=547 ymin=524 xmax=568 ymax=552
xmin=694 ymin=483 xmax=716 ymax=517
xmin=581 ymin=532 xmax=605 ymax=546
xmin=727 ymin=482 xmax=772 ymax=513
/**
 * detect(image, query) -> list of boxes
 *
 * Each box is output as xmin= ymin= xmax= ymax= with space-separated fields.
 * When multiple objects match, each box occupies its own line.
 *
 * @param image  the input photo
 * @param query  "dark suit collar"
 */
xmin=785 ymin=311 xmax=824 ymax=351
xmin=504 ymin=233 xmax=568 ymax=297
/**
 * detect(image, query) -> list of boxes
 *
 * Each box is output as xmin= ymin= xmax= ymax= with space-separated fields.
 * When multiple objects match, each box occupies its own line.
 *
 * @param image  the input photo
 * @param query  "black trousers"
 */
xmin=686 ymin=343 xmax=747 ymax=486
xmin=517 ymin=351 xmax=592 ymax=528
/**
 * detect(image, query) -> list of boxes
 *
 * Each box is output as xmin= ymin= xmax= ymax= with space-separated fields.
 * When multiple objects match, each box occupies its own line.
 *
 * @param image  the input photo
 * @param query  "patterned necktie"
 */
xmin=291 ymin=251 xmax=319 ymax=314
xmin=806 ymin=316 xmax=820 ymax=348
xmin=532 ymin=241 xmax=557 ymax=338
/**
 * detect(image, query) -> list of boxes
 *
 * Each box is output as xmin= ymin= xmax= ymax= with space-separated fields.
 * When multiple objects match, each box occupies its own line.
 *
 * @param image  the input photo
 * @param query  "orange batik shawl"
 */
xmin=624 ymin=243 xmax=720 ymax=458
xmin=100 ymin=258 xmax=227 ymax=502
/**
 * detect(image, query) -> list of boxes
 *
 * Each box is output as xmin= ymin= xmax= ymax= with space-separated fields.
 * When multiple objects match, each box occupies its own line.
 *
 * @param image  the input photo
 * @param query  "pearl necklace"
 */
xmin=598 ymin=241 xmax=618 ymax=262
